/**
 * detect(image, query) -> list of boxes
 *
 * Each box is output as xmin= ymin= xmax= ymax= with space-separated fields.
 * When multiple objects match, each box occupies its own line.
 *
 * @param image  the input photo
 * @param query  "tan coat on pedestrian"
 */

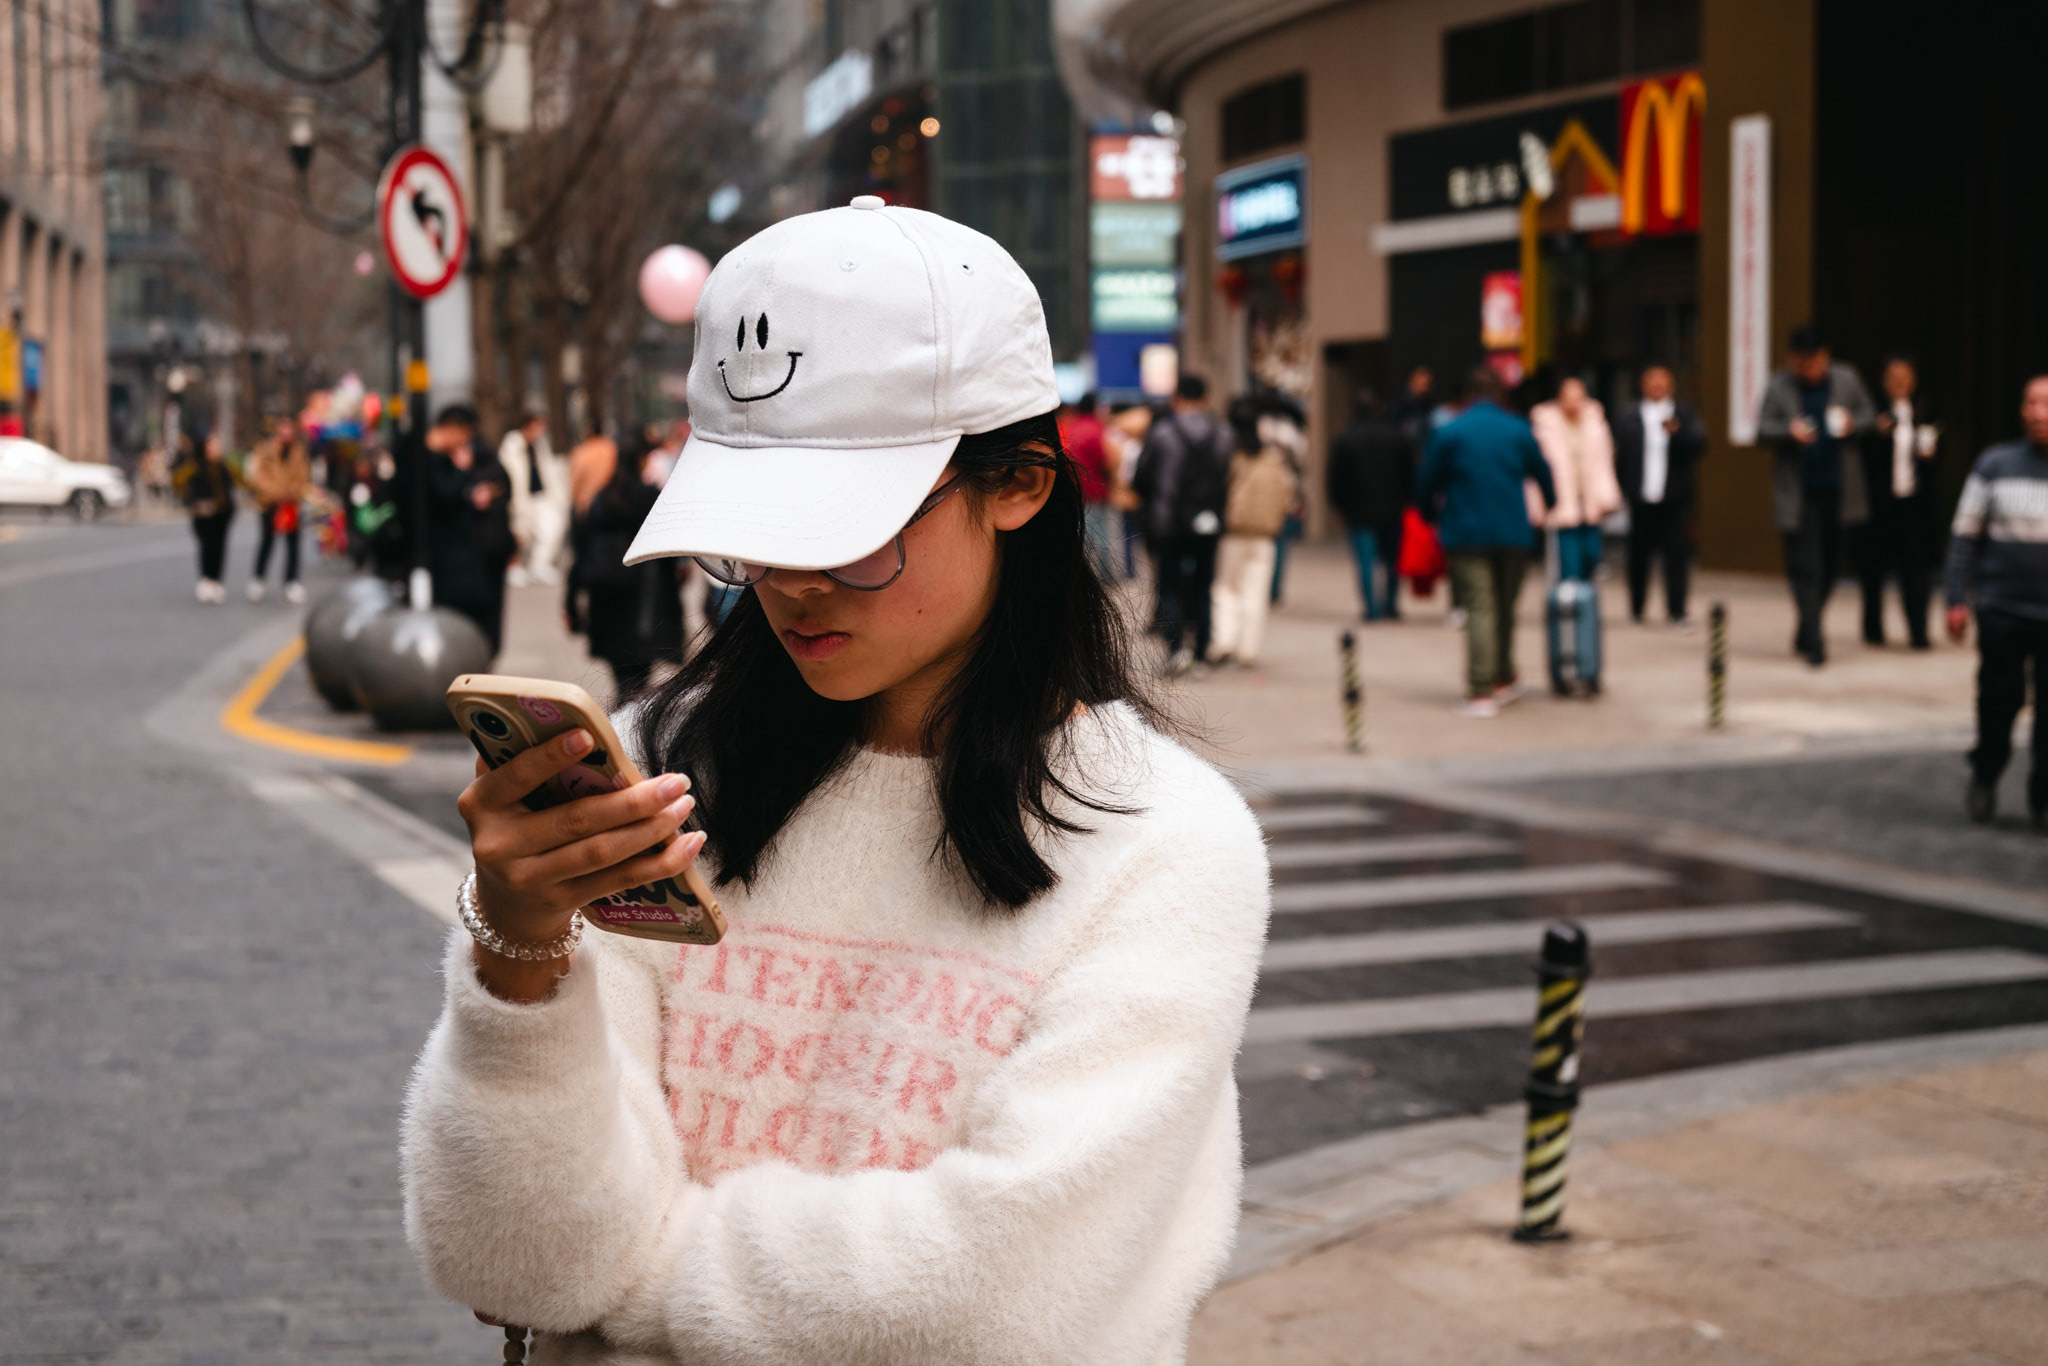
xmin=246 ymin=437 xmax=311 ymax=508
xmin=1529 ymin=400 xmax=1620 ymax=529
xmin=1224 ymin=444 xmax=1299 ymax=538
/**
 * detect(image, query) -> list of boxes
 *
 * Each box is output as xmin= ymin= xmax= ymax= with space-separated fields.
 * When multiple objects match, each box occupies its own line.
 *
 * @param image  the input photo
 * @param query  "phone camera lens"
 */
xmin=472 ymin=709 xmax=511 ymax=740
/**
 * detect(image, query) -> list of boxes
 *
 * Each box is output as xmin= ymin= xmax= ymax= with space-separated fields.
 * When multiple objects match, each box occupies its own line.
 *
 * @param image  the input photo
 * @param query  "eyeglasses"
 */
xmin=693 ymin=473 xmax=967 ymax=592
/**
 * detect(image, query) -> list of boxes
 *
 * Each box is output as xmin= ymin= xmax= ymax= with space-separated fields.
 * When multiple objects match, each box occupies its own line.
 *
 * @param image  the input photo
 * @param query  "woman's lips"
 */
xmin=782 ymin=625 xmax=852 ymax=661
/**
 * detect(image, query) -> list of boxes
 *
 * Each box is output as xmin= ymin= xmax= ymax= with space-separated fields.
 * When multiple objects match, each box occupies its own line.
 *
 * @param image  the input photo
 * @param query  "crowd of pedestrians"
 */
xmin=1059 ymin=374 xmax=1307 ymax=678
xmin=154 ymin=336 xmax=2043 ymax=832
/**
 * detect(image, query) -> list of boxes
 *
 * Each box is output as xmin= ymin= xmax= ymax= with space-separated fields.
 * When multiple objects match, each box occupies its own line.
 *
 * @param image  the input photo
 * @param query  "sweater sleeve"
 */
xmin=408 ymin=803 xmax=1270 ymax=1362
xmin=402 ymin=931 xmax=684 ymax=1331
xmin=1944 ymin=468 xmax=1991 ymax=608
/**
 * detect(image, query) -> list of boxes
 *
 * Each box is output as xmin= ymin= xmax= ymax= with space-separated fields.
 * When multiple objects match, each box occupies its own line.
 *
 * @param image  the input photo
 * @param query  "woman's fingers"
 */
xmin=475 ymin=775 xmax=692 ymax=868
xmin=460 ymin=728 xmax=593 ymax=824
xmin=557 ymin=830 xmax=708 ymax=910
xmin=511 ymin=794 xmax=696 ymax=889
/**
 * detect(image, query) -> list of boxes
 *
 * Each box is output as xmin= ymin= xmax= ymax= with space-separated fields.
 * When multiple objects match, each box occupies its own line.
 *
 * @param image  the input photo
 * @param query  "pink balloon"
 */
xmin=639 ymin=245 xmax=711 ymax=324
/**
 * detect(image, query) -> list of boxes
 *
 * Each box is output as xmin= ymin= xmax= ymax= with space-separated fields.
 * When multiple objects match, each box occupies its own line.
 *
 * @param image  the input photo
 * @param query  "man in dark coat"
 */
xmin=1612 ymin=363 xmax=1708 ymax=626
xmin=1755 ymin=325 xmax=1877 ymax=665
xmin=402 ymin=403 xmax=514 ymax=655
xmin=1131 ymin=373 xmax=1233 ymax=674
xmin=1857 ymin=355 xmax=1943 ymax=649
xmin=1327 ymin=388 xmax=1415 ymax=621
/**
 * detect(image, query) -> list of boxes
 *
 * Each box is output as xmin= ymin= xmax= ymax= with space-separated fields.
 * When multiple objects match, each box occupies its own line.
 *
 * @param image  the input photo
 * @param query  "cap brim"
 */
xmin=623 ymin=431 xmax=962 ymax=570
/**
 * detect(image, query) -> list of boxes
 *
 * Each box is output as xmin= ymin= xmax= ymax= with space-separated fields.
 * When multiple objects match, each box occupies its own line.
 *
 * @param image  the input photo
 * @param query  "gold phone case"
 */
xmin=444 ymin=674 xmax=726 ymax=945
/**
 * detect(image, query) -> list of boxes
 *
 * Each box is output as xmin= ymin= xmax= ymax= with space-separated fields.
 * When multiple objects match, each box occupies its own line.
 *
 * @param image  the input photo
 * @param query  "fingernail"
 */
xmin=564 ymin=729 xmax=592 ymax=755
xmin=685 ymin=831 xmax=708 ymax=856
xmin=657 ymin=775 xmax=687 ymax=800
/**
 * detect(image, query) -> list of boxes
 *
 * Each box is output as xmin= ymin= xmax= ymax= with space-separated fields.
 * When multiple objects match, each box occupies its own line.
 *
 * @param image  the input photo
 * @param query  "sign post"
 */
xmin=377 ymin=144 xmax=469 ymax=302
xmin=375 ymin=144 xmax=469 ymax=610
xmin=1728 ymin=116 xmax=1772 ymax=446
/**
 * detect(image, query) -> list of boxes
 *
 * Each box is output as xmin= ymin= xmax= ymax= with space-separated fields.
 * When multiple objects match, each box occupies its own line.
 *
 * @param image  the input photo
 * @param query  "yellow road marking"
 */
xmin=220 ymin=636 xmax=415 ymax=766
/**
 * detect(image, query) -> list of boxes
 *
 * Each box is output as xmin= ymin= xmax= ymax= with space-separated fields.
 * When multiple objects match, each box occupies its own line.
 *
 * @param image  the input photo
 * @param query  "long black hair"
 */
xmin=634 ymin=410 xmax=1165 ymax=911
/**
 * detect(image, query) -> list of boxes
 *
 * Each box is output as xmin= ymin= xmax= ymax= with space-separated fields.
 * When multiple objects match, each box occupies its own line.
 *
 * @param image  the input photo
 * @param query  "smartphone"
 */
xmin=444 ymin=674 xmax=725 ymax=945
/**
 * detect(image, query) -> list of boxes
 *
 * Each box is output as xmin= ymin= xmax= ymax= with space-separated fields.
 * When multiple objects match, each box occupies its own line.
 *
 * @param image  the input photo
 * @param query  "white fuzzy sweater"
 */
xmin=401 ymin=704 xmax=1271 ymax=1364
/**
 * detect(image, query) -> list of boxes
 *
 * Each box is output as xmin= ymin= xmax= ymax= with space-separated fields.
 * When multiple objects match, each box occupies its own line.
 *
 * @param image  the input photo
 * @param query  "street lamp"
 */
xmin=286 ymin=96 xmax=315 ymax=174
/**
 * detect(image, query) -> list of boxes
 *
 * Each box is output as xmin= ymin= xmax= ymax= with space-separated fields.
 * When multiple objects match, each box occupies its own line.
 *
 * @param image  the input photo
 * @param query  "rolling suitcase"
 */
xmin=1545 ymin=532 xmax=1602 ymax=697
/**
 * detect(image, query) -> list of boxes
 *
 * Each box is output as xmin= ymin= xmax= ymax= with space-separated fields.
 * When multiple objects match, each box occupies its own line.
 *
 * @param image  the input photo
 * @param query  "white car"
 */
xmin=0 ymin=437 xmax=131 ymax=518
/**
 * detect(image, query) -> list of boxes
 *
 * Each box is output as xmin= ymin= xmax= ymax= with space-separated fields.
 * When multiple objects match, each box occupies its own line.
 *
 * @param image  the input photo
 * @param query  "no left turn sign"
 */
xmin=377 ymin=145 xmax=468 ymax=300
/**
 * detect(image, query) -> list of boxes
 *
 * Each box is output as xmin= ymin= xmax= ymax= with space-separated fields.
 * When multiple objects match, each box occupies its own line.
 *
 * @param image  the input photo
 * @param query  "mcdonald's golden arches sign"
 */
xmin=1620 ymin=72 xmax=1704 ymax=236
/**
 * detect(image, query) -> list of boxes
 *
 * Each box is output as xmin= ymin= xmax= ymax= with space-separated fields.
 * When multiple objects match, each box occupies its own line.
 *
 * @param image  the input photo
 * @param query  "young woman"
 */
xmin=174 ymin=430 xmax=237 ymax=603
xmin=1529 ymin=376 xmax=1620 ymax=583
xmin=402 ymin=202 xmax=1272 ymax=1364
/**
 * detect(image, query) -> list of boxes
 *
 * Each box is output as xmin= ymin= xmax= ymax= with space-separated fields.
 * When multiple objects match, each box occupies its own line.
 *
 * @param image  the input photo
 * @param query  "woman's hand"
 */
xmin=456 ymin=728 xmax=705 ymax=1002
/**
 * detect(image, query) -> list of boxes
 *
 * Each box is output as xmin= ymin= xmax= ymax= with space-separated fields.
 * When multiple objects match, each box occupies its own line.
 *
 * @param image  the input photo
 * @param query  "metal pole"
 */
xmin=1339 ymin=630 xmax=1364 ymax=754
xmin=392 ymin=0 xmax=435 ymax=611
xmin=1514 ymin=921 xmax=1588 ymax=1242
xmin=1708 ymin=600 xmax=1728 ymax=730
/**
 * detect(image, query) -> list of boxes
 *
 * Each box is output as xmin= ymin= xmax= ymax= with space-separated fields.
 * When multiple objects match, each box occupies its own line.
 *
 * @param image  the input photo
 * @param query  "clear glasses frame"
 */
xmin=693 ymin=473 xmax=967 ymax=592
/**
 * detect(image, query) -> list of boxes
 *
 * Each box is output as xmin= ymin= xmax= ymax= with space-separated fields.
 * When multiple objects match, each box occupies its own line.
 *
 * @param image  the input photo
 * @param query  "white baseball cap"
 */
xmin=624 ymin=197 xmax=1060 ymax=570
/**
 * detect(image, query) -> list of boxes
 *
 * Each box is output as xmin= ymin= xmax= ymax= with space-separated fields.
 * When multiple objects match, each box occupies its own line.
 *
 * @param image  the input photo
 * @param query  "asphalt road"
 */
xmin=0 ymin=513 xmax=476 ymax=1360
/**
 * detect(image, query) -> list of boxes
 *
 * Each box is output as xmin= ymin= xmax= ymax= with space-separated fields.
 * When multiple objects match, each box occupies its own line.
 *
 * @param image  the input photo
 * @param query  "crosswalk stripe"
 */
xmin=1260 ymin=903 xmax=1860 ymax=972
xmin=1243 ymin=949 xmax=2048 ymax=1044
xmin=1265 ymin=833 xmax=1516 ymax=869
xmin=1253 ymin=803 xmax=1389 ymax=832
xmin=1272 ymin=861 xmax=1671 ymax=914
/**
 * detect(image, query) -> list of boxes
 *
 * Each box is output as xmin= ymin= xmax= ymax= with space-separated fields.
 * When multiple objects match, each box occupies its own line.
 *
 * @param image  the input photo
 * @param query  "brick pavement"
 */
xmin=1192 ymin=1049 xmax=2048 ymax=1365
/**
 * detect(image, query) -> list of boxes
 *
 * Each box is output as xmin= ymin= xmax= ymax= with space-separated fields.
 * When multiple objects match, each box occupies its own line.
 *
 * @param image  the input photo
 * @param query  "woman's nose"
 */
xmin=762 ymin=568 xmax=834 ymax=597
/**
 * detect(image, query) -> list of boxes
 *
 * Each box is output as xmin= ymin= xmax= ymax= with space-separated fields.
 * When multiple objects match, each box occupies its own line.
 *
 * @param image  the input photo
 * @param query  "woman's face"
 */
xmin=1557 ymin=379 xmax=1588 ymax=419
xmin=752 ymin=465 xmax=1054 ymax=711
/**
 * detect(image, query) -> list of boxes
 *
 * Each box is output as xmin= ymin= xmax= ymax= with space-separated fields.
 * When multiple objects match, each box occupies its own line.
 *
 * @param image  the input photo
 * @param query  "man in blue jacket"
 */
xmin=1418 ymin=367 xmax=1556 ymax=716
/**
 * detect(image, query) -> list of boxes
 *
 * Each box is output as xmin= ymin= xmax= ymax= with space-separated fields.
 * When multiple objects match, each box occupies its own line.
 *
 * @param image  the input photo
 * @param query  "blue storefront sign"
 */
xmin=1092 ymin=330 xmax=1175 ymax=392
xmin=1215 ymin=153 xmax=1308 ymax=261
xmin=22 ymin=337 xmax=42 ymax=395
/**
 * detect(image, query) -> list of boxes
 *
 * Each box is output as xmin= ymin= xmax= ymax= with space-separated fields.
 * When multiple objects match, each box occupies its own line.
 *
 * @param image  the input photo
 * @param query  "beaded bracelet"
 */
xmin=457 ymin=871 xmax=585 ymax=961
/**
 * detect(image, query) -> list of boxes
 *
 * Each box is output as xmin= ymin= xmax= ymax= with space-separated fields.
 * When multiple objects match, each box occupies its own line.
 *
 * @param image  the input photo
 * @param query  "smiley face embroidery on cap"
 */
xmin=719 ymin=313 xmax=803 ymax=403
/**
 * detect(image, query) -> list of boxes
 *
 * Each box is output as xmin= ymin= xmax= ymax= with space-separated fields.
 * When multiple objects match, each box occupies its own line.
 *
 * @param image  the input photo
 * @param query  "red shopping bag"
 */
xmin=272 ymin=501 xmax=299 ymax=534
xmin=1397 ymin=507 xmax=1445 ymax=595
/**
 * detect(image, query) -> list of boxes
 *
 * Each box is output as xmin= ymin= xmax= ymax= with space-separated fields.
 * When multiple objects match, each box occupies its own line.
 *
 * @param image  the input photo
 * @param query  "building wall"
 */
xmin=1696 ymin=0 xmax=1814 ymax=573
xmin=1812 ymin=0 xmax=2048 ymax=529
xmin=1172 ymin=0 xmax=1593 ymax=534
xmin=0 ymin=0 xmax=107 ymax=462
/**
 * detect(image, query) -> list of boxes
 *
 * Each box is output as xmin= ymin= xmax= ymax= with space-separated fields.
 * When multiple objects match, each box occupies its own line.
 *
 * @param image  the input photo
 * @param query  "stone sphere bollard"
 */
xmin=350 ymin=606 xmax=494 ymax=732
xmin=303 ymin=577 xmax=399 ymax=711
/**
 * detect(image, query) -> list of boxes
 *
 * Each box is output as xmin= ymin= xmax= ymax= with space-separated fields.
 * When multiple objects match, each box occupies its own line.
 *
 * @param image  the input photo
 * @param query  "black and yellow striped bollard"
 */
xmin=1514 ymin=921 xmax=1590 ymax=1242
xmin=1339 ymin=630 xmax=1364 ymax=754
xmin=1707 ymin=601 xmax=1728 ymax=730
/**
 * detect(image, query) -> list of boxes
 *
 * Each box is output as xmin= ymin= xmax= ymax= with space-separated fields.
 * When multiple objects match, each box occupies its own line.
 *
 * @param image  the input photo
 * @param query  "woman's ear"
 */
xmin=988 ymin=465 xmax=1056 ymax=532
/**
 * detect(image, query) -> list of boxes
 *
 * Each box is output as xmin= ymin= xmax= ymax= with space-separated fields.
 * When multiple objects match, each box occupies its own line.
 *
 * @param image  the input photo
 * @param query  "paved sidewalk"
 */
xmin=283 ymin=538 xmax=1989 ymax=778
xmin=1192 ymin=1048 xmax=2048 ymax=1365
xmin=1173 ymin=539 xmax=1978 ymax=766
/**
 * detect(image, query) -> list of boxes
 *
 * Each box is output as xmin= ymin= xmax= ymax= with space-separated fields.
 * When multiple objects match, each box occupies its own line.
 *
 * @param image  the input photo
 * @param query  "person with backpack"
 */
xmin=400 ymin=198 xmax=1270 ymax=1364
xmin=1131 ymin=374 xmax=1234 ymax=675
xmin=1210 ymin=396 xmax=1299 ymax=666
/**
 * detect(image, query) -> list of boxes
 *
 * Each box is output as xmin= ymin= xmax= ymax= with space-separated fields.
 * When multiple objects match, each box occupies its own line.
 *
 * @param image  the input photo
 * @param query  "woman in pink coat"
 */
xmin=1529 ymin=377 xmax=1621 ymax=581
